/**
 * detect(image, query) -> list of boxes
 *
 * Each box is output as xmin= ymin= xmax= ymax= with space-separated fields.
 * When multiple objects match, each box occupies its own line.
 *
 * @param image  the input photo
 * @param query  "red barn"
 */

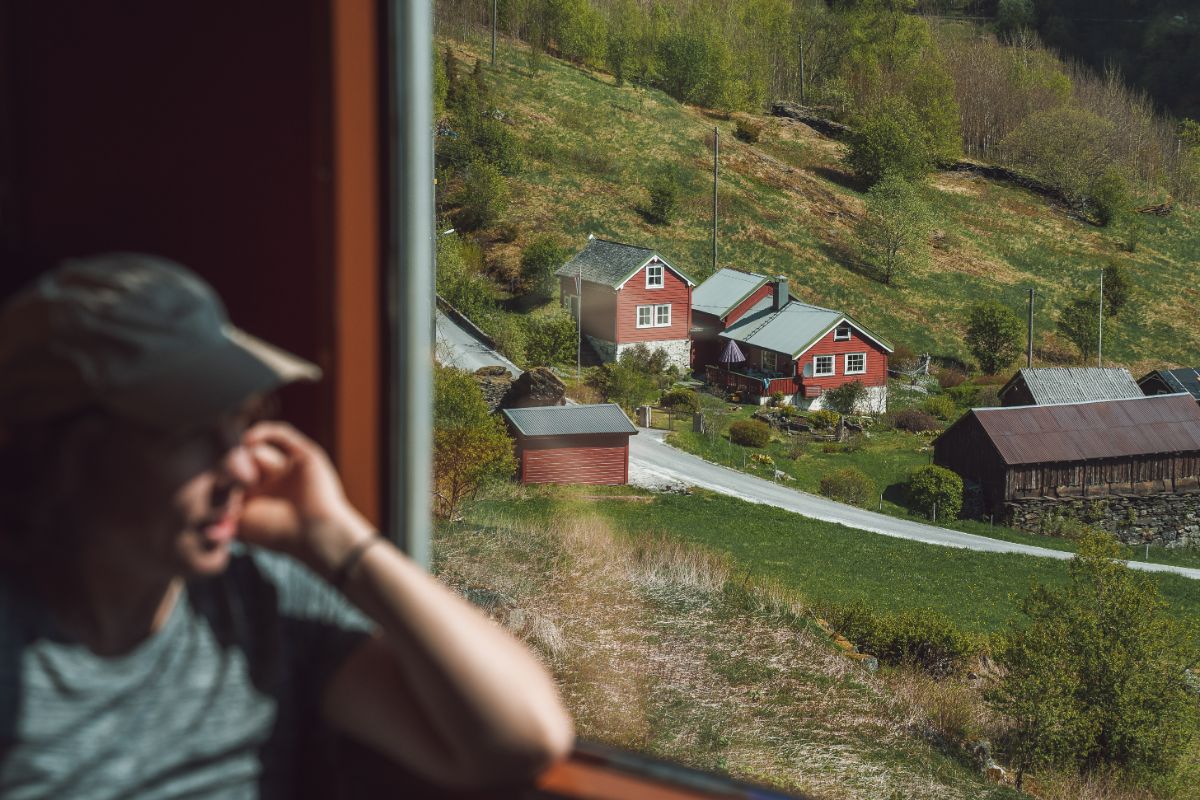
xmin=693 ymin=269 xmax=892 ymax=411
xmin=556 ymin=236 xmax=695 ymax=371
xmin=501 ymin=404 xmax=638 ymax=485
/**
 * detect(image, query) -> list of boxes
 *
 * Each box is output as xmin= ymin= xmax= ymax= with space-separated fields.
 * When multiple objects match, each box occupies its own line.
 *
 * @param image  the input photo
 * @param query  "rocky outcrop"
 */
xmin=1004 ymin=492 xmax=1200 ymax=549
xmin=505 ymin=367 xmax=566 ymax=409
xmin=473 ymin=366 xmax=515 ymax=413
xmin=770 ymin=102 xmax=854 ymax=141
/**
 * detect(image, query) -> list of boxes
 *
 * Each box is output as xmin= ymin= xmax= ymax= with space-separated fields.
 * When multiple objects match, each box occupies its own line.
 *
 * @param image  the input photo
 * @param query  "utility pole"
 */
xmin=712 ymin=126 xmax=718 ymax=275
xmin=491 ymin=0 xmax=497 ymax=66
xmin=1026 ymin=287 xmax=1035 ymax=368
xmin=1097 ymin=268 xmax=1104 ymax=368
xmin=576 ymin=260 xmax=582 ymax=386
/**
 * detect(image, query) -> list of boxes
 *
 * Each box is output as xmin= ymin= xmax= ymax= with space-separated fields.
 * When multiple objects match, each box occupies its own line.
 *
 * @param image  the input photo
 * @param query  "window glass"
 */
xmin=637 ymin=305 xmax=652 ymax=327
xmin=760 ymin=350 xmax=775 ymax=372
xmin=845 ymin=353 xmax=866 ymax=374
xmin=646 ymin=264 xmax=664 ymax=288
xmin=814 ymin=355 xmax=835 ymax=376
xmin=834 ymin=324 xmax=852 ymax=341
xmin=655 ymin=304 xmax=671 ymax=326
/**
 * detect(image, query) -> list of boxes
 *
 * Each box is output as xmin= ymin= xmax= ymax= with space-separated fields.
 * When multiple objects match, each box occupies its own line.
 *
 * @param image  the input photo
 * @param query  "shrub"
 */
xmin=943 ymin=384 xmax=978 ymax=407
xmin=1090 ymin=167 xmax=1130 ymax=227
xmin=591 ymin=361 xmax=656 ymax=412
xmin=1057 ymin=295 xmax=1100 ymax=362
xmin=660 ymin=388 xmax=701 ymax=413
xmin=822 ymin=380 xmax=867 ymax=418
xmin=827 ymin=601 xmax=980 ymax=677
xmin=750 ymin=453 xmax=775 ymax=466
xmin=525 ymin=310 xmax=577 ymax=366
xmin=891 ymin=408 xmax=939 ymax=433
xmin=934 ymin=367 xmax=966 ymax=388
xmin=769 ymin=390 xmax=786 ymax=407
xmin=988 ymin=529 xmax=1199 ymax=779
xmin=729 ymin=420 xmax=770 ymax=447
xmin=908 ymin=465 xmax=963 ymax=522
xmin=646 ymin=165 xmax=680 ymax=225
xmin=975 ymin=385 xmax=1001 ymax=408
xmin=922 ymin=394 xmax=958 ymax=421
xmin=484 ymin=313 xmax=528 ymax=365
xmin=787 ymin=444 xmax=807 ymax=460
xmin=818 ymin=468 xmax=876 ymax=507
xmin=619 ymin=344 xmax=678 ymax=388
xmin=807 ymin=409 xmax=840 ymax=430
xmin=520 ymin=236 xmax=568 ymax=299
xmin=734 ymin=117 xmax=763 ymax=143
xmin=846 ymin=100 xmax=932 ymax=184
xmin=454 ymin=160 xmax=509 ymax=231
xmin=433 ymin=365 xmax=516 ymax=520
xmin=891 ymin=343 xmax=920 ymax=371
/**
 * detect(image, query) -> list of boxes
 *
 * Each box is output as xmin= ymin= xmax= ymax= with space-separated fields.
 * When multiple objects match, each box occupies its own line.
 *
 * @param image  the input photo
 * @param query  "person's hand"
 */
xmin=239 ymin=422 xmax=374 ymax=574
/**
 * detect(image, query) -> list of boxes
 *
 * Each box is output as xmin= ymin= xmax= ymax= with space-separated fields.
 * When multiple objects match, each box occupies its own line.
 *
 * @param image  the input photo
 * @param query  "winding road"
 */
xmin=630 ymin=428 xmax=1200 ymax=581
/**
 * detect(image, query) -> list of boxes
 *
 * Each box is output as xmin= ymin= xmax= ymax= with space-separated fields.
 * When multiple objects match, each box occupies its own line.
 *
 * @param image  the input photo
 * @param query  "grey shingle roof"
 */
xmin=1003 ymin=368 xmax=1143 ymax=405
xmin=691 ymin=268 xmax=769 ymax=318
xmin=501 ymin=403 xmax=638 ymax=437
xmin=719 ymin=301 xmax=893 ymax=357
xmin=1140 ymin=368 xmax=1200 ymax=401
xmin=554 ymin=237 xmax=694 ymax=289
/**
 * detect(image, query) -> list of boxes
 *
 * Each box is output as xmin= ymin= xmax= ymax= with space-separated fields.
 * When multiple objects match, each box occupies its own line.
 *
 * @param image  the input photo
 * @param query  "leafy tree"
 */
xmin=436 ymin=233 xmax=495 ymax=323
xmin=646 ymin=164 xmax=681 ymax=225
xmin=657 ymin=23 xmax=739 ymax=110
xmin=1102 ymin=263 xmax=1131 ymax=318
xmin=525 ymin=309 xmax=577 ymax=366
xmin=1001 ymin=108 xmax=1116 ymax=206
xmin=857 ymin=173 xmax=931 ymax=285
xmin=454 ymin=161 xmax=509 ymax=231
xmin=1056 ymin=295 xmax=1100 ymax=362
xmin=433 ymin=365 xmax=515 ymax=520
xmin=907 ymin=465 xmax=962 ymax=521
xmin=996 ymin=0 xmax=1035 ymax=38
xmin=846 ymin=100 xmax=931 ymax=184
xmin=822 ymin=379 xmax=868 ymax=440
xmin=988 ymin=528 xmax=1199 ymax=785
xmin=520 ymin=235 xmax=567 ymax=299
xmin=591 ymin=361 xmax=656 ymax=412
xmin=966 ymin=301 xmax=1024 ymax=374
xmin=1090 ymin=167 xmax=1130 ymax=227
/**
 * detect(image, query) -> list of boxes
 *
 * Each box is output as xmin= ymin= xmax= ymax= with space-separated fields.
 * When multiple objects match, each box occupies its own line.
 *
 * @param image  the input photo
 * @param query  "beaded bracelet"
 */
xmin=331 ymin=535 xmax=384 ymax=592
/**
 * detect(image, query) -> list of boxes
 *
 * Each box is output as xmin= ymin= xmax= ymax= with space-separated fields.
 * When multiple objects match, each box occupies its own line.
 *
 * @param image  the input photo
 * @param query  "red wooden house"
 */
xmin=501 ymin=404 xmax=638 ymax=485
xmin=556 ymin=236 xmax=696 ymax=371
xmin=692 ymin=268 xmax=892 ymax=411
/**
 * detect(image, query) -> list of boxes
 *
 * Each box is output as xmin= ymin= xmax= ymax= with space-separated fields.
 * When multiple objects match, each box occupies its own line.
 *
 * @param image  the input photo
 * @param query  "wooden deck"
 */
xmin=706 ymin=365 xmax=799 ymax=398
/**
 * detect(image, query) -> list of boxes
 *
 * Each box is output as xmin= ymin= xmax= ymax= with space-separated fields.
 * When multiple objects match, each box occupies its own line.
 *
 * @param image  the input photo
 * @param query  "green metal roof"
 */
xmin=691 ymin=268 xmax=770 ymax=318
xmin=501 ymin=403 xmax=638 ymax=437
xmin=719 ymin=300 xmax=893 ymax=358
xmin=554 ymin=237 xmax=695 ymax=289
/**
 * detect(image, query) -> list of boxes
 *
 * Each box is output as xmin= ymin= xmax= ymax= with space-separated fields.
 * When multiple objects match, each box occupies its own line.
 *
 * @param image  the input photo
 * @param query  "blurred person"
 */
xmin=0 ymin=254 xmax=573 ymax=798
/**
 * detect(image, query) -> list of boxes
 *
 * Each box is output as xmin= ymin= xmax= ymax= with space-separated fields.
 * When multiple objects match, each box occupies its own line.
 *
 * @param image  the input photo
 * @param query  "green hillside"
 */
xmin=442 ymin=38 xmax=1200 ymax=373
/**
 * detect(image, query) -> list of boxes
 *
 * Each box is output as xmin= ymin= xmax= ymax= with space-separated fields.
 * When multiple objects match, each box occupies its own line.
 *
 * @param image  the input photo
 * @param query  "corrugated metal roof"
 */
xmin=1003 ymin=367 xmax=1142 ymax=405
xmin=691 ymin=268 xmax=769 ymax=318
xmin=1141 ymin=368 xmax=1200 ymax=401
xmin=502 ymin=403 xmax=638 ymax=437
xmin=962 ymin=394 xmax=1200 ymax=465
xmin=554 ymin=237 xmax=694 ymax=289
xmin=719 ymin=301 xmax=893 ymax=357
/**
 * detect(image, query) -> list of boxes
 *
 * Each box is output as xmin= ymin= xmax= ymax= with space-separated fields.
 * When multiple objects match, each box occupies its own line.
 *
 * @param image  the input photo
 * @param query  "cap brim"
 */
xmin=104 ymin=326 xmax=321 ymax=431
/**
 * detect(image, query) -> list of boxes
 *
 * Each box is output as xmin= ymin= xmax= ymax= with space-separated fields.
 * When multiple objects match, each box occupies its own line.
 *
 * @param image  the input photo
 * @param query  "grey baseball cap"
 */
xmin=0 ymin=253 xmax=321 ymax=430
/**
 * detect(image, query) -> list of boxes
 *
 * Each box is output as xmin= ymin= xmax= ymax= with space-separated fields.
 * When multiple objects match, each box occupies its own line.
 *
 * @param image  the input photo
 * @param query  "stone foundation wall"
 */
xmin=1004 ymin=492 xmax=1200 ymax=549
xmin=803 ymin=385 xmax=888 ymax=414
xmin=587 ymin=336 xmax=691 ymax=372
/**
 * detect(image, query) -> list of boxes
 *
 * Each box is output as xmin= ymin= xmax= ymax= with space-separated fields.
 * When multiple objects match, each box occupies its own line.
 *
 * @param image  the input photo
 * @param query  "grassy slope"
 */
xmin=441 ymin=487 xmax=1026 ymax=800
xmin=447 ymin=38 xmax=1200 ymax=373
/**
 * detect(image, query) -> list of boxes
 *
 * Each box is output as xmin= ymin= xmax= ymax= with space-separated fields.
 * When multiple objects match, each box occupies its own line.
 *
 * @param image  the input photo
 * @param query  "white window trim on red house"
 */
xmin=636 ymin=304 xmax=672 ymax=328
xmin=645 ymin=263 xmax=664 ymax=289
xmin=814 ymin=354 xmax=835 ymax=376
xmin=834 ymin=323 xmax=852 ymax=341
xmin=844 ymin=352 xmax=866 ymax=375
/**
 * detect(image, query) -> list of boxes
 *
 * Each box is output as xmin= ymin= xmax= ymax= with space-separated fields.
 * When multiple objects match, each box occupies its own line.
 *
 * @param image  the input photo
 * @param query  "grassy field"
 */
xmin=442 ymin=36 xmax=1200 ymax=373
xmin=464 ymin=488 xmax=1200 ymax=633
xmin=662 ymin=391 xmax=1200 ymax=570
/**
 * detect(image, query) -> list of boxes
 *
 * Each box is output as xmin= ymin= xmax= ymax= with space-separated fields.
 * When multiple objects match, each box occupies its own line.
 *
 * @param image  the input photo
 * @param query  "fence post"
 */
xmin=933 ymin=500 xmax=938 ymax=522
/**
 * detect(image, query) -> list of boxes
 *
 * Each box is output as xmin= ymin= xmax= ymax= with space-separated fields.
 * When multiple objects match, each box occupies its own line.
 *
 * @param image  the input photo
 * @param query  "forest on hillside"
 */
xmin=434 ymin=0 xmax=1200 ymax=206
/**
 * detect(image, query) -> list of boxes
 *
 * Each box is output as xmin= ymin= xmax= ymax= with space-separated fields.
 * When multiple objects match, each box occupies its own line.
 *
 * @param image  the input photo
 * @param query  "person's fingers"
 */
xmin=248 ymin=442 xmax=290 ymax=485
xmin=243 ymin=421 xmax=314 ymax=457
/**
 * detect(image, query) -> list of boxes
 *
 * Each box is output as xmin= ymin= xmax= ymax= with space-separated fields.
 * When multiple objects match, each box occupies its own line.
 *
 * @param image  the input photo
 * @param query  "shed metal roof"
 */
xmin=719 ymin=301 xmax=893 ymax=358
xmin=1001 ymin=367 xmax=1142 ymax=405
xmin=691 ymin=268 xmax=769 ymax=318
xmin=1140 ymin=368 xmax=1200 ymax=401
xmin=952 ymin=394 xmax=1200 ymax=466
xmin=501 ymin=403 xmax=638 ymax=437
xmin=554 ymin=237 xmax=694 ymax=289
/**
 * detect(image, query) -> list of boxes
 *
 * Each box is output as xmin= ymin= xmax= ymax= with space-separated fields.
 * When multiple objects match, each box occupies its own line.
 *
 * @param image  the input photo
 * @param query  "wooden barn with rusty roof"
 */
xmin=933 ymin=393 xmax=1200 ymax=514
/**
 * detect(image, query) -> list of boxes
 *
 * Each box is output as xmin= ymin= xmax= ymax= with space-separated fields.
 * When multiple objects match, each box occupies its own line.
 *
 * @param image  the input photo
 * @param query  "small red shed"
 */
xmin=501 ymin=404 xmax=638 ymax=485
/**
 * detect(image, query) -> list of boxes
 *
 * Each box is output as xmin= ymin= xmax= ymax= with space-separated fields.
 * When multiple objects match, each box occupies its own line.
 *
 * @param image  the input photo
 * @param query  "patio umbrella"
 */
xmin=717 ymin=339 xmax=746 ymax=390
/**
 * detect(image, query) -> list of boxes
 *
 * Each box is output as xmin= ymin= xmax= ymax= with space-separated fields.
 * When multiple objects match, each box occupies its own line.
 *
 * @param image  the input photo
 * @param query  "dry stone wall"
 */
xmin=1004 ymin=492 xmax=1200 ymax=549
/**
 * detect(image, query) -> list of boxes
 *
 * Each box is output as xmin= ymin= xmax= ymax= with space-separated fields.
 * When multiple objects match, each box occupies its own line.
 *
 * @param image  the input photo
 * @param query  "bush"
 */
xmin=818 ymin=468 xmax=876 ymax=507
xmin=525 ymin=310 xmax=577 ymax=366
xmin=807 ymin=409 xmax=840 ymax=430
xmin=729 ymin=420 xmax=770 ymax=447
xmin=826 ymin=601 xmax=980 ymax=677
xmin=591 ymin=361 xmax=657 ymax=412
xmin=1089 ymin=167 xmax=1130 ymax=227
xmin=934 ymin=366 xmax=966 ymax=388
xmin=454 ymin=160 xmax=509 ymax=231
xmin=660 ymin=388 xmax=701 ymax=413
xmin=433 ymin=365 xmax=516 ymax=520
xmin=619 ymin=344 xmax=678 ymax=388
xmin=891 ymin=408 xmax=940 ymax=433
xmin=846 ymin=100 xmax=933 ymax=184
xmin=908 ymin=465 xmax=963 ymax=522
xmin=988 ymin=529 xmax=1199 ymax=778
xmin=822 ymin=380 xmax=867 ymax=417
xmin=646 ymin=165 xmax=680 ymax=225
xmin=520 ymin=236 xmax=568 ymax=299
xmin=484 ymin=313 xmax=528 ymax=365
xmin=734 ymin=117 xmax=763 ymax=143
xmin=966 ymin=301 xmax=1024 ymax=375
xmin=922 ymin=394 xmax=958 ymax=421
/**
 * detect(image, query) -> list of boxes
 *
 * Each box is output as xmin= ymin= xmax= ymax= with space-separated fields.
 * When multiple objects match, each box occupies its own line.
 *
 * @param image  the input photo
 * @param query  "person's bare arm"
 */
xmin=238 ymin=422 xmax=574 ymax=789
